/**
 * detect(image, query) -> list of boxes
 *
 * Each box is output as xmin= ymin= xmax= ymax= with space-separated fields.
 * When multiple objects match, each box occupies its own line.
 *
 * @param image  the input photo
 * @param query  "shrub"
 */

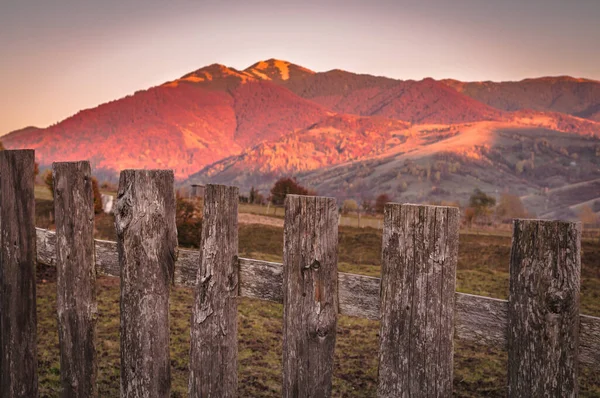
xmin=91 ymin=177 xmax=103 ymax=214
xmin=342 ymin=199 xmax=358 ymax=215
xmin=176 ymin=194 xmax=202 ymax=248
xmin=496 ymin=193 xmax=527 ymax=221
xmin=375 ymin=193 xmax=391 ymax=214
xmin=270 ymin=177 xmax=312 ymax=205
xmin=468 ymin=188 xmax=496 ymax=224
xmin=44 ymin=170 xmax=54 ymax=199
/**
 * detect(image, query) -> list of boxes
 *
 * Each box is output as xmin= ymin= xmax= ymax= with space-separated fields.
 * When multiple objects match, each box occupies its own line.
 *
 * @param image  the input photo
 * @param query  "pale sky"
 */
xmin=1 ymin=0 xmax=599 ymax=135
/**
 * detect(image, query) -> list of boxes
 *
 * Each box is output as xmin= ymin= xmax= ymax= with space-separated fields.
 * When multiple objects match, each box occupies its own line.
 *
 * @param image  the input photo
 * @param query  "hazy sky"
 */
xmin=1 ymin=0 xmax=599 ymax=135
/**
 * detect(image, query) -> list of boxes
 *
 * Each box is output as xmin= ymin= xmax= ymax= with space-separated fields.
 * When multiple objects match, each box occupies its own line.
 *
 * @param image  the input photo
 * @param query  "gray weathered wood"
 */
xmin=580 ymin=314 xmax=600 ymax=367
xmin=0 ymin=150 xmax=39 ymax=397
xmin=53 ymin=161 xmax=97 ymax=398
xmin=338 ymin=272 xmax=380 ymax=320
xmin=189 ymin=184 xmax=239 ymax=398
xmin=282 ymin=195 xmax=338 ymax=398
xmin=33 ymin=228 xmax=600 ymax=368
xmin=378 ymin=204 xmax=459 ymax=398
xmin=115 ymin=170 xmax=177 ymax=398
xmin=239 ymin=257 xmax=283 ymax=302
xmin=455 ymin=293 xmax=508 ymax=349
xmin=508 ymin=219 xmax=581 ymax=397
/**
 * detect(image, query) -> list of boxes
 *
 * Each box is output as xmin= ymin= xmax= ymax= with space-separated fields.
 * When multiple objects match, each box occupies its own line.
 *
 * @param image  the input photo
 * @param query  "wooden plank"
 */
xmin=52 ymin=161 xmax=97 ymax=398
xmin=95 ymin=239 xmax=119 ymax=278
xmin=338 ymin=272 xmax=380 ymax=320
xmin=282 ymin=195 xmax=338 ymax=398
xmin=580 ymin=314 xmax=600 ymax=367
xmin=33 ymin=228 xmax=600 ymax=368
xmin=189 ymin=184 xmax=239 ymax=398
xmin=508 ymin=219 xmax=581 ymax=397
xmin=239 ymin=257 xmax=283 ymax=302
xmin=455 ymin=293 xmax=508 ymax=349
xmin=377 ymin=204 xmax=459 ymax=397
xmin=115 ymin=170 xmax=177 ymax=397
xmin=0 ymin=149 xmax=39 ymax=397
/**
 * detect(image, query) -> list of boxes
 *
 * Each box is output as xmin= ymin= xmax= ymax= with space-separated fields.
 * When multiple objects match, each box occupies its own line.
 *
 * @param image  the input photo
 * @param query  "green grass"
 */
xmin=33 ymin=203 xmax=600 ymax=396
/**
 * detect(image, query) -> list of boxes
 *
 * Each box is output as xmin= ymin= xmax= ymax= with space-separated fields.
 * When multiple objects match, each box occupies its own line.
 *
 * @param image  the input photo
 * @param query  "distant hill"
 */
xmin=441 ymin=76 xmax=600 ymax=122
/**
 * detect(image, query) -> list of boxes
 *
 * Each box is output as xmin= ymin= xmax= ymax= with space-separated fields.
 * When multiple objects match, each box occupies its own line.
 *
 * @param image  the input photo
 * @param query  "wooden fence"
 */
xmin=0 ymin=150 xmax=599 ymax=397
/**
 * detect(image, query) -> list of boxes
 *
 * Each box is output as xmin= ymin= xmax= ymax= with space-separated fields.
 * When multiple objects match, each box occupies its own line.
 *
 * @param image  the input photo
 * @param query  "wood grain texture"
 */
xmin=189 ymin=185 xmax=239 ymax=398
xmin=378 ymin=204 xmax=459 ymax=398
xmin=53 ymin=161 xmax=97 ymax=398
xmin=508 ymin=219 xmax=581 ymax=397
xmin=283 ymin=195 xmax=338 ymax=398
xmin=338 ymin=272 xmax=380 ymax=320
xmin=33 ymin=228 xmax=600 ymax=368
xmin=0 ymin=150 xmax=39 ymax=397
xmin=455 ymin=293 xmax=508 ymax=349
xmin=115 ymin=170 xmax=177 ymax=398
xmin=580 ymin=314 xmax=600 ymax=368
xmin=239 ymin=257 xmax=283 ymax=302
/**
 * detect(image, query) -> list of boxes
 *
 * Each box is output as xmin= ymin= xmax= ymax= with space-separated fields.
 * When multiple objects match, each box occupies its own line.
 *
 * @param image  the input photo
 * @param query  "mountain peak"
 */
xmin=163 ymin=63 xmax=255 ymax=88
xmin=245 ymin=59 xmax=315 ymax=82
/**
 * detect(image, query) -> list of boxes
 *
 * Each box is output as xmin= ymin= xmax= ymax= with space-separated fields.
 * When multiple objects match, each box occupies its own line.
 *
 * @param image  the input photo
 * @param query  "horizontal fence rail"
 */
xmin=35 ymin=227 xmax=600 ymax=368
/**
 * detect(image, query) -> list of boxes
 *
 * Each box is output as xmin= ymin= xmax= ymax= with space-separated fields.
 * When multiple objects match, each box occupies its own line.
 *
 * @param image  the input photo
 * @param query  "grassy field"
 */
xmin=33 ymin=196 xmax=600 ymax=397
xmin=239 ymin=202 xmax=385 ymax=229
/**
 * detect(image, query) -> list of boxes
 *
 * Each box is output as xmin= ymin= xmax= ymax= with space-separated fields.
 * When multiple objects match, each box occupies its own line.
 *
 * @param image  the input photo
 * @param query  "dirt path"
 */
xmin=238 ymin=213 xmax=284 ymax=227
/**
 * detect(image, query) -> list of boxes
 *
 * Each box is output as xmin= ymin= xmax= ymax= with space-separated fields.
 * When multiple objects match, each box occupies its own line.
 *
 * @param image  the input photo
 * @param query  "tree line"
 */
xmin=245 ymin=177 xmax=599 ymax=227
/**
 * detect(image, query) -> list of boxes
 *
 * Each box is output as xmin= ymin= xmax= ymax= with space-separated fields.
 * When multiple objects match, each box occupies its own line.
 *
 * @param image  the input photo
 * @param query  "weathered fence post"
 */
xmin=508 ymin=219 xmax=581 ymax=397
xmin=115 ymin=170 xmax=177 ymax=397
xmin=377 ymin=204 xmax=459 ymax=397
xmin=53 ymin=161 xmax=97 ymax=398
xmin=0 ymin=149 xmax=39 ymax=397
xmin=283 ymin=194 xmax=338 ymax=398
xmin=189 ymin=184 xmax=239 ymax=398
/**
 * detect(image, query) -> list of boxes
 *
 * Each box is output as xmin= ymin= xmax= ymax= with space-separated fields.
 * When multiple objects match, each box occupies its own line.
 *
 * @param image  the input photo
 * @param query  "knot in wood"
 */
xmin=311 ymin=259 xmax=321 ymax=270
xmin=310 ymin=326 xmax=329 ymax=339
xmin=546 ymin=288 xmax=569 ymax=314
xmin=316 ymin=327 xmax=328 ymax=338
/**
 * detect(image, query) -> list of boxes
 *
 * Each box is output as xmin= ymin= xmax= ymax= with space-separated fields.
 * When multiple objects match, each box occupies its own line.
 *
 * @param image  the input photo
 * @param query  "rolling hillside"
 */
xmin=189 ymin=118 xmax=600 ymax=218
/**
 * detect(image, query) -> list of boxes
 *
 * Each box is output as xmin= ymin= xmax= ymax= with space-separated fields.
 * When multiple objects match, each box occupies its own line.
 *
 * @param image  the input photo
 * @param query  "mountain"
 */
xmin=3 ymin=58 xmax=600 ymax=219
xmin=2 ymin=64 xmax=329 ymax=178
xmin=441 ymin=76 xmax=600 ymax=122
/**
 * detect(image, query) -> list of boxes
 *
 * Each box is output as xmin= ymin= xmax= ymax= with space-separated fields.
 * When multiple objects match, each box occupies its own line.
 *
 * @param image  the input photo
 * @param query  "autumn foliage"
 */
xmin=375 ymin=193 xmax=392 ymax=214
xmin=270 ymin=177 xmax=313 ymax=205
